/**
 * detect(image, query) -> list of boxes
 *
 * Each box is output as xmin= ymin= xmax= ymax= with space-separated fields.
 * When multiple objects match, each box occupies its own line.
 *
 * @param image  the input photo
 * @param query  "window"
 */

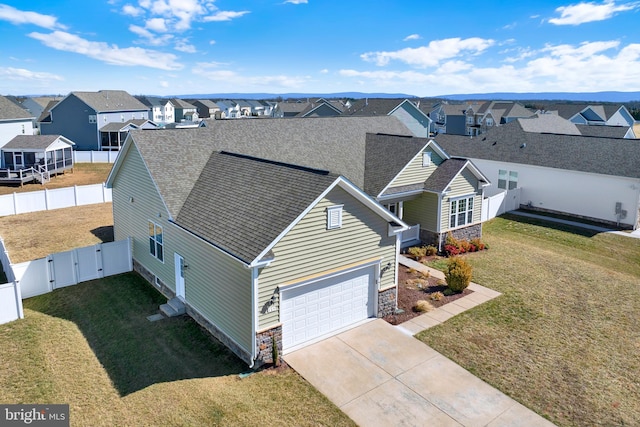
xmin=467 ymin=116 xmax=474 ymax=124
xmin=449 ymin=196 xmax=474 ymax=228
xmin=326 ymin=205 xmax=343 ymax=229
xmin=498 ymin=169 xmax=518 ymax=189
xmin=384 ymin=202 xmax=402 ymax=218
xmin=422 ymin=151 xmax=431 ymax=167
xmin=149 ymin=222 xmax=164 ymax=262
xmin=486 ymin=118 xmax=494 ymax=126
xmin=88 ymin=115 xmax=96 ymax=123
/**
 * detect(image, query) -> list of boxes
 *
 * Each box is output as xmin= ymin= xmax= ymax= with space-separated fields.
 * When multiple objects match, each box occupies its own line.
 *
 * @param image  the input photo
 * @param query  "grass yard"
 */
xmin=418 ymin=214 xmax=640 ymax=427
xmin=0 ymin=203 xmax=113 ymax=263
xmin=0 ymin=273 xmax=354 ymax=426
xmin=0 ymin=163 xmax=113 ymax=195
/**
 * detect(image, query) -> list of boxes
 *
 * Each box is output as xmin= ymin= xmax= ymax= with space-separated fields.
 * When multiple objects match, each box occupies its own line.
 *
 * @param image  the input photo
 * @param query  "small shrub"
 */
xmin=414 ymin=300 xmax=434 ymax=312
xmin=419 ymin=270 xmax=430 ymax=279
xmin=436 ymin=278 xmax=446 ymax=286
xmin=271 ymin=334 xmax=279 ymax=367
xmin=407 ymin=246 xmax=426 ymax=259
xmin=443 ymin=288 xmax=456 ymax=296
xmin=430 ymin=291 xmax=444 ymax=301
xmin=424 ymin=245 xmax=438 ymax=256
xmin=470 ymin=238 xmax=485 ymax=251
xmin=407 ymin=268 xmax=416 ymax=274
xmin=444 ymin=256 xmax=472 ymax=292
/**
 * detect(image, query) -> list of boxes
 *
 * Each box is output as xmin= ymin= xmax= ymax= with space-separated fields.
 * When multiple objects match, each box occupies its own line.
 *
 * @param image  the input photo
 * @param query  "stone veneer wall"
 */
xmin=418 ymin=224 xmax=483 ymax=253
xmin=256 ymin=325 xmax=282 ymax=367
xmin=133 ymin=259 xmax=175 ymax=299
xmin=377 ymin=287 xmax=397 ymax=317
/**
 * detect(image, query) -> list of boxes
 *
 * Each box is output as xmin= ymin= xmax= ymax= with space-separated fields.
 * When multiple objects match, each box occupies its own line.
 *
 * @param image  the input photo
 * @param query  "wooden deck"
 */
xmin=0 ymin=164 xmax=73 ymax=186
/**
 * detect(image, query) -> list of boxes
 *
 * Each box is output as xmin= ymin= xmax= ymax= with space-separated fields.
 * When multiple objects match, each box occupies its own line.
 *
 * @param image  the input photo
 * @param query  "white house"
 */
xmin=0 ymin=96 xmax=35 ymax=149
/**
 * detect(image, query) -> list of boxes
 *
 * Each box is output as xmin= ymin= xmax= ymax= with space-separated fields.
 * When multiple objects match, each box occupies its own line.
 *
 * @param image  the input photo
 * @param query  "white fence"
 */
xmin=0 ymin=183 xmax=112 ymax=217
xmin=73 ymin=151 xmax=119 ymax=163
xmin=14 ymin=238 xmax=132 ymax=299
xmin=0 ymin=236 xmax=22 ymax=325
xmin=482 ymin=188 xmax=521 ymax=222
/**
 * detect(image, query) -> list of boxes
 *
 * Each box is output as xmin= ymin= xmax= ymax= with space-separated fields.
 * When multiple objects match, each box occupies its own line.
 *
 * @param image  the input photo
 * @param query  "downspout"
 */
xmin=437 ymin=193 xmax=443 ymax=252
xmin=249 ymin=266 xmax=259 ymax=369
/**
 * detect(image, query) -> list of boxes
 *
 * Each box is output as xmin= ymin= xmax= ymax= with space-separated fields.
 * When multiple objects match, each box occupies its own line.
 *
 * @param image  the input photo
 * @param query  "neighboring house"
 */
xmin=344 ymin=98 xmax=433 ymax=137
xmin=135 ymin=96 xmax=175 ymax=124
xmin=213 ymin=100 xmax=239 ymax=118
xmin=0 ymin=95 xmax=35 ymax=148
xmin=297 ymin=99 xmax=344 ymax=118
xmin=171 ymin=99 xmax=199 ymax=122
xmin=106 ymin=116 xmax=419 ymax=366
xmin=430 ymin=103 xmax=469 ymax=135
xmin=1 ymin=135 xmax=74 ymax=185
xmin=100 ymin=119 xmax=159 ymax=150
xmin=191 ymin=99 xmax=220 ymax=119
xmin=474 ymin=101 xmax=535 ymax=133
xmin=40 ymin=90 xmax=149 ymax=151
xmin=272 ymin=101 xmax=311 ymax=118
xmin=542 ymin=103 xmax=636 ymax=127
xmin=576 ymin=124 xmax=636 ymax=139
xmin=435 ymin=119 xmax=640 ymax=229
xmin=235 ymin=100 xmax=253 ymax=117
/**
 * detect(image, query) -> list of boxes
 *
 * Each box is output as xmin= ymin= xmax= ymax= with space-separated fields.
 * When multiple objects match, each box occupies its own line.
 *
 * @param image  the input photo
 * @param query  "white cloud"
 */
xmin=0 ymin=4 xmax=67 ymax=30
xmin=122 ymin=4 xmax=144 ymax=17
xmin=209 ymin=40 xmax=216 ymax=45
xmin=203 ymin=10 xmax=250 ymax=21
xmin=548 ymin=0 xmax=640 ymax=25
xmin=285 ymin=0 xmax=308 ymax=4
xmin=129 ymin=24 xmax=174 ymax=45
xmin=0 ymin=66 xmax=64 ymax=82
xmin=403 ymin=34 xmax=421 ymax=41
xmin=160 ymin=80 xmax=169 ymax=87
xmin=192 ymin=62 xmax=309 ymax=88
xmin=341 ymin=40 xmax=640 ymax=95
xmin=319 ymin=68 xmax=329 ymax=74
xmin=175 ymin=40 xmax=196 ymax=53
xmin=146 ymin=17 xmax=168 ymax=32
xmin=361 ymin=37 xmax=495 ymax=68
xmin=28 ymin=31 xmax=183 ymax=70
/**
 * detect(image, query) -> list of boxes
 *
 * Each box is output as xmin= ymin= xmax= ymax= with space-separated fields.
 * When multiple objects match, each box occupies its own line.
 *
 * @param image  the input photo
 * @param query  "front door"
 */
xmin=174 ymin=253 xmax=185 ymax=300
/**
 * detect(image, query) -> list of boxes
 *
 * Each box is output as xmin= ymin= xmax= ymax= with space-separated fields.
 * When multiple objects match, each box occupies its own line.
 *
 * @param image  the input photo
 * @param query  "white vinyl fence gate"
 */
xmin=13 ymin=238 xmax=132 ymax=299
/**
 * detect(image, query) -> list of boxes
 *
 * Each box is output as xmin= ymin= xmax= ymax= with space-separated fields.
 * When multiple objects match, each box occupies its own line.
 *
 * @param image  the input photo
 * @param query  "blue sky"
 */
xmin=1 ymin=0 xmax=639 ymax=96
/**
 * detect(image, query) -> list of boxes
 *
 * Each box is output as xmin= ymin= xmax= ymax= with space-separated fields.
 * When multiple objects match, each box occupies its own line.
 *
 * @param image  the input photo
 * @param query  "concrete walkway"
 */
xmin=286 ymin=257 xmax=556 ymax=426
xmin=286 ymin=319 xmax=555 ymax=426
xmin=509 ymin=210 xmax=640 ymax=239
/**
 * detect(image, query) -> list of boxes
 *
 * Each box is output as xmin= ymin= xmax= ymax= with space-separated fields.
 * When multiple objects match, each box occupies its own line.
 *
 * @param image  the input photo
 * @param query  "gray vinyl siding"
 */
xmin=447 ymin=115 xmax=467 ymax=135
xmin=440 ymin=169 xmax=482 ymax=232
xmin=41 ymin=94 xmax=99 ymax=151
xmin=257 ymin=186 xmax=397 ymax=330
xmin=391 ymin=104 xmax=430 ymax=137
xmin=388 ymin=147 xmax=444 ymax=189
xmin=112 ymin=143 xmax=252 ymax=352
xmin=402 ymin=192 xmax=439 ymax=231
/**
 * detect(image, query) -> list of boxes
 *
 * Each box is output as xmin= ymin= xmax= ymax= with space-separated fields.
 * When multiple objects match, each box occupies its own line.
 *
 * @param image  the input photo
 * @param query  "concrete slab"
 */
xmin=409 ymin=312 xmax=444 ymax=329
xmin=398 ymin=354 xmax=516 ymax=427
xmin=487 ymin=402 xmax=557 ymax=427
xmin=342 ymin=379 xmax=462 ymax=427
xmin=146 ymin=313 xmax=164 ymax=322
xmin=396 ymin=320 xmax=430 ymax=335
xmin=450 ymin=296 xmax=481 ymax=310
xmin=440 ymin=301 xmax=469 ymax=316
xmin=464 ymin=291 xmax=495 ymax=305
xmin=422 ymin=308 xmax=455 ymax=323
xmin=337 ymin=319 xmax=439 ymax=376
xmin=285 ymin=335 xmax=391 ymax=407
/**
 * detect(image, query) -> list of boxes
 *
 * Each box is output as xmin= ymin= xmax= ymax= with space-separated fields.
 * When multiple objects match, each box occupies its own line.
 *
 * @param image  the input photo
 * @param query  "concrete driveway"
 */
xmin=285 ymin=319 xmax=555 ymax=427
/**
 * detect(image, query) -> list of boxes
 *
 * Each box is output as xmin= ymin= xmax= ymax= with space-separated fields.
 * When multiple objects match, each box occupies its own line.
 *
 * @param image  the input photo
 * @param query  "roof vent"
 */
xmin=520 ymin=143 xmax=526 ymax=148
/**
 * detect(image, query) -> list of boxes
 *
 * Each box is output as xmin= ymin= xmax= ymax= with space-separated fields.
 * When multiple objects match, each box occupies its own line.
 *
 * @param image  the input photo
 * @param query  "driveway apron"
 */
xmin=285 ymin=319 xmax=555 ymax=427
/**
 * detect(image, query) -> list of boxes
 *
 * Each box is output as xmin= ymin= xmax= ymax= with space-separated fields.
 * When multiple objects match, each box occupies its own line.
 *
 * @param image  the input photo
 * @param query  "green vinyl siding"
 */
xmin=257 ymin=185 xmax=397 ymax=330
xmin=111 ymin=143 xmax=253 ymax=353
xmin=440 ymin=169 xmax=482 ymax=232
xmin=387 ymin=147 xmax=444 ymax=189
xmin=402 ymin=192 xmax=439 ymax=231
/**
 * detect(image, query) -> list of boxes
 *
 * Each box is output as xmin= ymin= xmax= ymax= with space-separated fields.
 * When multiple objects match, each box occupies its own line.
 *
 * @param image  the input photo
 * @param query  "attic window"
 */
xmin=422 ymin=152 xmax=431 ymax=167
xmin=327 ymin=205 xmax=343 ymax=230
xmin=88 ymin=115 xmax=96 ymax=123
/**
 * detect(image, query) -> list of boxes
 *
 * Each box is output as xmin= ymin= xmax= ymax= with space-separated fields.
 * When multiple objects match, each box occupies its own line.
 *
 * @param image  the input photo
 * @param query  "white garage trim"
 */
xmin=280 ymin=260 xmax=380 ymax=353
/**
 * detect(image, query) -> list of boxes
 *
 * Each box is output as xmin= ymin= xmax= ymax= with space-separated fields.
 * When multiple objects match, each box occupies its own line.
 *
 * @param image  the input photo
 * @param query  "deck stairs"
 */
xmin=160 ymin=297 xmax=186 ymax=317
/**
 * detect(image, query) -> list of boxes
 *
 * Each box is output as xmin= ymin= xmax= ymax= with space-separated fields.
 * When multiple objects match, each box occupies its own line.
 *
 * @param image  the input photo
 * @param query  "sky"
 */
xmin=0 ymin=0 xmax=639 ymax=97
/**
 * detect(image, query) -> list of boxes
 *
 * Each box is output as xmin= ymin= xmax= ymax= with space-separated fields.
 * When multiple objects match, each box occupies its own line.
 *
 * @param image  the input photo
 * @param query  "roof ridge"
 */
xmin=218 ymin=151 xmax=333 ymax=175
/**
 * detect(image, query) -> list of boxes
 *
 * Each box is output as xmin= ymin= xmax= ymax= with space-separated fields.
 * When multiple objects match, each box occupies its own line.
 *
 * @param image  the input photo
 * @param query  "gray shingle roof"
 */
xmin=343 ymin=98 xmax=411 ymax=116
xmin=99 ymin=119 xmax=155 ymax=132
xmin=0 ymin=95 xmax=34 ymax=120
xmin=3 ymin=135 xmax=69 ymax=150
xmin=434 ymin=120 xmax=640 ymax=179
xmin=364 ymin=133 xmax=427 ymax=196
xmin=129 ymin=116 xmax=413 ymax=218
xmin=576 ymin=125 xmax=630 ymax=139
xmin=423 ymin=159 xmax=469 ymax=192
xmin=171 ymin=98 xmax=197 ymax=109
xmin=175 ymin=152 xmax=338 ymax=263
xmin=518 ymin=114 xmax=581 ymax=135
xmin=72 ymin=90 xmax=148 ymax=112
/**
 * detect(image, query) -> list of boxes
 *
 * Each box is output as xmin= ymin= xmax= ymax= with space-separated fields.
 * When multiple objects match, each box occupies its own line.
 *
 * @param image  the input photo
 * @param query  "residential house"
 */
xmin=435 ymin=118 xmax=640 ymax=229
xmin=542 ymin=103 xmax=636 ymax=127
xmin=191 ymin=99 xmax=220 ymax=119
xmin=171 ymin=99 xmax=199 ymax=122
xmin=100 ymin=119 xmax=159 ymax=150
xmin=213 ymin=100 xmax=240 ymax=118
xmin=297 ymin=99 xmax=344 ymax=118
xmin=272 ymin=101 xmax=311 ymax=118
xmin=344 ymin=98 xmax=433 ymax=137
xmin=1 ymin=135 xmax=74 ymax=185
xmin=474 ymin=101 xmax=535 ymax=133
xmin=40 ymin=90 xmax=149 ymax=151
xmin=106 ymin=116 xmax=414 ymax=366
xmin=430 ymin=102 xmax=469 ymax=135
xmin=135 ymin=96 xmax=175 ymax=124
xmin=0 ymin=95 xmax=35 ymax=148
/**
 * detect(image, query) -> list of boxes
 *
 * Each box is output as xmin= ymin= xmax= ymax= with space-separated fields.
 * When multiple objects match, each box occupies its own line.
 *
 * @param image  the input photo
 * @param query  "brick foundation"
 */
xmin=256 ymin=325 xmax=282 ymax=367
xmin=377 ymin=287 xmax=397 ymax=318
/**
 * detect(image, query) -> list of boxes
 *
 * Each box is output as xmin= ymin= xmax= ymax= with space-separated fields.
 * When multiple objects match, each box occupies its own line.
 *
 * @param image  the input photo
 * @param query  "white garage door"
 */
xmin=281 ymin=265 xmax=376 ymax=351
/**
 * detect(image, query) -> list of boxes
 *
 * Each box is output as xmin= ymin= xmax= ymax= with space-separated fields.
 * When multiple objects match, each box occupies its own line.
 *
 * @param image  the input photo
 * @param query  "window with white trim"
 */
xmin=422 ymin=151 xmax=431 ymax=167
xmin=149 ymin=221 xmax=164 ymax=262
xmin=498 ymin=169 xmax=518 ymax=190
xmin=89 ymin=115 xmax=96 ymax=123
xmin=449 ymin=196 xmax=474 ymax=228
xmin=326 ymin=205 xmax=343 ymax=229
xmin=486 ymin=118 xmax=494 ymax=126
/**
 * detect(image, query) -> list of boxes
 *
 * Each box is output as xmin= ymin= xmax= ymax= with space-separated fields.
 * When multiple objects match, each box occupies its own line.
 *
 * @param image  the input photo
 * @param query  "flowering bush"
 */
xmin=444 ymin=233 xmax=488 ymax=257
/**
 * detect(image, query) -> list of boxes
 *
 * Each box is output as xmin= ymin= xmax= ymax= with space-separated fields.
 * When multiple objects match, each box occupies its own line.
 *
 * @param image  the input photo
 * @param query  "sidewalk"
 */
xmin=396 ymin=256 xmax=501 ymax=335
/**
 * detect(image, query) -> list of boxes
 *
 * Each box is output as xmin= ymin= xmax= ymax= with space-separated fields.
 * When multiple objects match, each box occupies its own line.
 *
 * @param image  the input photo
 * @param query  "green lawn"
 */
xmin=0 ymin=273 xmax=354 ymax=426
xmin=418 ymin=214 xmax=640 ymax=427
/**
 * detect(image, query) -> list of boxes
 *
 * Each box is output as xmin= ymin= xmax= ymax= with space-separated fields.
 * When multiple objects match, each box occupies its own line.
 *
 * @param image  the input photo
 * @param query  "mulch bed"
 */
xmin=383 ymin=262 xmax=473 ymax=325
